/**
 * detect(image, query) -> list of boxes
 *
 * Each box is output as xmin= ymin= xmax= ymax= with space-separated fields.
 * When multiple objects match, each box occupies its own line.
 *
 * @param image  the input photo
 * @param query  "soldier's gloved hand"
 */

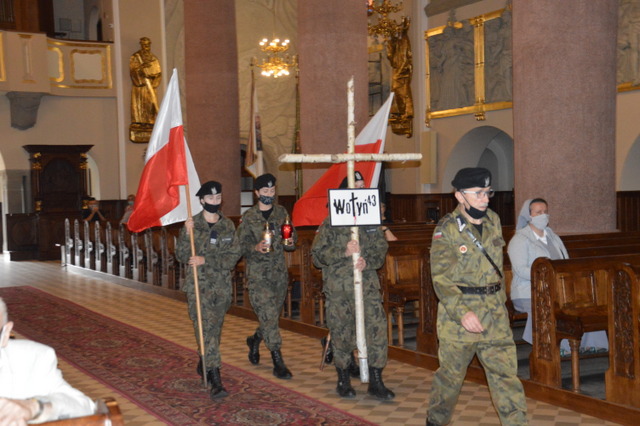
xmin=344 ymin=240 xmax=360 ymax=257
xmin=188 ymin=255 xmax=205 ymax=266
xmin=461 ymin=311 xmax=485 ymax=334
xmin=354 ymin=256 xmax=366 ymax=272
xmin=184 ymin=218 xmax=194 ymax=231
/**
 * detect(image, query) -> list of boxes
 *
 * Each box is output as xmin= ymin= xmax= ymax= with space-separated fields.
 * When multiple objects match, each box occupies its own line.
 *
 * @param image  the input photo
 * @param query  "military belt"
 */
xmin=457 ymin=283 xmax=501 ymax=295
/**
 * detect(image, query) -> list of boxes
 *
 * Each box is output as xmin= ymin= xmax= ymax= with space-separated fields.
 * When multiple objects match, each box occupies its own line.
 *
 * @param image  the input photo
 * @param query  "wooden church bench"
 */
xmin=529 ymin=254 xmax=640 ymax=392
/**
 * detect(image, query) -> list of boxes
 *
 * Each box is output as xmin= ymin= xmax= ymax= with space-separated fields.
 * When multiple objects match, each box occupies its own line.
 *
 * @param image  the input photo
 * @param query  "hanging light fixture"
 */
xmin=367 ymin=0 xmax=404 ymax=41
xmin=254 ymin=2 xmax=297 ymax=78
xmin=256 ymin=37 xmax=297 ymax=78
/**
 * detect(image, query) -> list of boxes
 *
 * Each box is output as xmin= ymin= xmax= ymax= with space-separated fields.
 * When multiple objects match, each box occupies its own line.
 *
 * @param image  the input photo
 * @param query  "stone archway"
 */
xmin=620 ymin=134 xmax=640 ymax=190
xmin=442 ymin=125 xmax=514 ymax=191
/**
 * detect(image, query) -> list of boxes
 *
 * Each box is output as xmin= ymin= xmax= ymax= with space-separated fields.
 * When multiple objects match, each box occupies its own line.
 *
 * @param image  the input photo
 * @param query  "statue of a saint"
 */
xmin=387 ymin=16 xmax=414 ymax=137
xmin=129 ymin=37 xmax=162 ymax=143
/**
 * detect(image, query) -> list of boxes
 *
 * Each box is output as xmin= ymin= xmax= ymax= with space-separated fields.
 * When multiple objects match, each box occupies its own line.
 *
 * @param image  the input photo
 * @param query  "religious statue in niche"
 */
xmin=428 ymin=21 xmax=474 ymax=111
xmin=484 ymin=9 xmax=512 ymax=103
xmin=386 ymin=16 xmax=414 ymax=137
xmin=129 ymin=37 xmax=162 ymax=143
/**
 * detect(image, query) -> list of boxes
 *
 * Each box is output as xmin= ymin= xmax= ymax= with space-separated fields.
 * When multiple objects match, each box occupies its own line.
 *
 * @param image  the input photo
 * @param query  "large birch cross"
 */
xmin=279 ymin=77 xmax=422 ymax=382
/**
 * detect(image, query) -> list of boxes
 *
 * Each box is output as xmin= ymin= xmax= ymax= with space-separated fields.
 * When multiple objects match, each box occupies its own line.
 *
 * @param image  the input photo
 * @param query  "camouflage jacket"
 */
xmin=236 ymin=203 xmax=297 ymax=270
xmin=175 ymin=211 xmax=241 ymax=293
xmin=311 ymin=216 xmax=388 ymax=293
xmin=430 ymin=206 xmax=511 ymax=341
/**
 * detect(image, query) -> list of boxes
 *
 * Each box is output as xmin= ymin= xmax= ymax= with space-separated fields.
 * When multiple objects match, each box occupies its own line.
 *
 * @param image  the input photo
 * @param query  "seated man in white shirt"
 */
xmin=0 ymin=298 xmax=96 ymax=424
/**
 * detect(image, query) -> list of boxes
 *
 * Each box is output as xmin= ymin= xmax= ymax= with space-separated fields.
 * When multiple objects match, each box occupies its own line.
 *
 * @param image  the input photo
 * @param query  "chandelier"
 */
xmin=255 ymin=38 xmax=297 ymax=78
xmin=367 ymin=0 xmax=404 ymax=40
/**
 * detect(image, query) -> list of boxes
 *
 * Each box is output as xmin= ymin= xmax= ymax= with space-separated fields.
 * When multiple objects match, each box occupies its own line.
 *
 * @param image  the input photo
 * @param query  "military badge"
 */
xmin=459 ymin=245 xmax=468 ymax=253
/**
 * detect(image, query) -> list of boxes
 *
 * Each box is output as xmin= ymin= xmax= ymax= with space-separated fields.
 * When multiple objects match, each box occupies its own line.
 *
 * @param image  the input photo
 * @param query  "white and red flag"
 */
xmin=291 ymin=94 xmax=394 ymax=227
xmin=127 ymin=68 xmax=201 ymax=232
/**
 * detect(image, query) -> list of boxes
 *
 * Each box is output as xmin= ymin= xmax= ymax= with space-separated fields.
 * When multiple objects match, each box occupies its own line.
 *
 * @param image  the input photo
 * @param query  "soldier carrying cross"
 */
xmin=279 ymin=78 xmax=421 ymax=399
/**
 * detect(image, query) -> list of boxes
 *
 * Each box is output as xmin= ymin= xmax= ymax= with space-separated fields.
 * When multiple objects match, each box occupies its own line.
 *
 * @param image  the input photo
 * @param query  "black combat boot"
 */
xmin=426 ymin=419 xmax=440 ymax=426
xmin=270 ymin=350 xmax=293 ymax=379
xmin=320 ymin=336 xmax=333 ymax=364
xmin=207 ymin=368 xmax=228 ymax=399
xmin=367 ymin=367 xmax=395 ymax=400
xmin=336 ymin=367 xmax=356 ymax=398
xmin=348 ymin=352 xmax=360 ymax=378
xmin=246 ymin=332 xmax=262 ymax=365
xmin=196 ymin=358 xmax=204 ymax=378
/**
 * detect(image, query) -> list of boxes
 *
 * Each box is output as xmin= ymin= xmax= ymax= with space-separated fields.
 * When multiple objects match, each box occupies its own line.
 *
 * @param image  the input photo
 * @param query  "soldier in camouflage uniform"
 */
xmin=236 ymin=173 xmax=297 ymax=379
xmin=311 ymin=182 xmax=394 ymax=400
xmin=175 ymin=181 xmax=241 ymax=399
xmin=426 ymin=168 xmax=528 ymax=425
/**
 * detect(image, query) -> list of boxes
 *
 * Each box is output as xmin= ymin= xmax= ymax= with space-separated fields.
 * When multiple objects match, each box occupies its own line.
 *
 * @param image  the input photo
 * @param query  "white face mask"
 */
xmin=530 ymin=213 xmax=549 ymax=230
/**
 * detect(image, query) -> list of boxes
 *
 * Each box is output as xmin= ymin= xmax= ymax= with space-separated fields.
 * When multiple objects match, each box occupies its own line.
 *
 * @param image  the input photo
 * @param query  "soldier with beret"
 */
xmin=426 ymin=168 xmax=528 ymax=425
xmin=175 ymin=181 xmax=241 ymax=399
xmin=311 ymin=173 xmax=394 ymax=400
xmin=236 ymin=173 xmax=297 ymax=379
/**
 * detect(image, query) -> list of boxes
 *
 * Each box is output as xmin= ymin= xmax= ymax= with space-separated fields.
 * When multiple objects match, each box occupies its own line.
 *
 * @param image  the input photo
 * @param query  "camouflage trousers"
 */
xmin=248 ymin=276 xmax=288 ymax=351
xmin=324 ymin=285 xmax=388 ymax=369
xmin=186 ymin=285 xmax=232 ymax=370
xmin=428 ymin=338 xmax=528 ymax=425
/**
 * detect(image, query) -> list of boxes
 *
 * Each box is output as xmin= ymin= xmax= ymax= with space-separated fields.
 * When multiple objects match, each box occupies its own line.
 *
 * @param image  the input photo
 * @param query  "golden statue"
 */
xmin=129 ymin=37 xmax=161 ymax=143
xmin=387 ymin=17 xmax=414 ymax=137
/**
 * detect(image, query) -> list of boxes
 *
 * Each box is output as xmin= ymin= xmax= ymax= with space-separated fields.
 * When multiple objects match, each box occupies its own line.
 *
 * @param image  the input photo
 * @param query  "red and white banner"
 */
xmin=292 ymin=94 xmax=394 ymax=227
xmin=127 ymin=68 xmax=201 ymax=232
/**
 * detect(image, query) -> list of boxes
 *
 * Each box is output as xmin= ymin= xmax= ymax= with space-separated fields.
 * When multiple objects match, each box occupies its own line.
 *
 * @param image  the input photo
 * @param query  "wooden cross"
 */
xmin=279 ymin=77 xmax=422 ymax=382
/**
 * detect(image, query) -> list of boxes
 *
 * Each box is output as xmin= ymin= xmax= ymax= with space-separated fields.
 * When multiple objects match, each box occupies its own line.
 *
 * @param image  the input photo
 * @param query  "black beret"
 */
xmin=451 ymin=167 xmax=491 ymax=190
xmin=339 ymin=171 xmax=365 ymax=189
xmin=196 ymin=181 xmax=222 ymax=197
xmin=254 ymin=173 xmax=277 ymax=190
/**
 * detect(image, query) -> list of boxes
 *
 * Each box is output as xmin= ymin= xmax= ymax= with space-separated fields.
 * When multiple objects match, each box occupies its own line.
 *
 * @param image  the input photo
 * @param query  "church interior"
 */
xmin=1 ymin=0 xmax=640 ymax=424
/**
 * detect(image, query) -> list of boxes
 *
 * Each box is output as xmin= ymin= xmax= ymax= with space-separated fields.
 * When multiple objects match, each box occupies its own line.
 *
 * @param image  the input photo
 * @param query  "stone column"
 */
xmin=298 ymin=1 xmax=369 ymax=191
xmin=512 ymin=0 xmax=618 ymax=233
xmin=184 ymin=0 xmax=240 ymax=214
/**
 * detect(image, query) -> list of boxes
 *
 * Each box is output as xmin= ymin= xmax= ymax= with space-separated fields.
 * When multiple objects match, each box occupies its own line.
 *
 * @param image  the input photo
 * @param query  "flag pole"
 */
xmin=347 ymin=76 xmax=369 ymax=383
xmin=185 ymin=183 xmax=208 ymax=388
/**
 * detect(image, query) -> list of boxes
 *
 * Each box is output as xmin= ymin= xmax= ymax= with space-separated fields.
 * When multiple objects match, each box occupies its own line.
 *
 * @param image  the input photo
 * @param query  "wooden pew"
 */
xmin=62 ymin=218 xmax=73 ymax=266
xmin=40 ymin=397 xmax=123 ymax=426
xmin=105 ymin=222 xmax=117 ymax=275
xmin=118 ymin=224 xmax=132 ymax=278
xmin=83 ymin=221 xmax=94 ymax=270
xmin=295 ymin=230 xmax=325 ymax=326
xmin=380 ymin=243 xmax=426 ymax=347
xmin=93 ymin=221 xmax=105 ymax=273
xmin=74 ymin=219 xmax=83 ymax=267
xmin=530 ymin=254 xmax=640 ymax=392
xmin=606 ymin=262 xmax=640 ymax=407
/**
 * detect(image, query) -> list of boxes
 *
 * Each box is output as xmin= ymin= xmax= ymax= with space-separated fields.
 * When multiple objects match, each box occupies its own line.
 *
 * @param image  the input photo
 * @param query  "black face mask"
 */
xmin=202 ymin=202 xmax=220 ymax=214
xmin=259 ymin=195 xmax=275 ymax=205
xmin=465 ymin=205 xmax=487 ymax=220
xmin=460 ymin=193 xmax=487 ymax=219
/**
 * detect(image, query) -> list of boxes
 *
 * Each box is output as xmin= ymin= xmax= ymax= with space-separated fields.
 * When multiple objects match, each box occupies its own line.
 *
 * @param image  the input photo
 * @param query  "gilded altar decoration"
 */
xmin=129 ymin=37 xmax=161 ymax=143
xmin=425 ymin=8 xmax=513 ymax=125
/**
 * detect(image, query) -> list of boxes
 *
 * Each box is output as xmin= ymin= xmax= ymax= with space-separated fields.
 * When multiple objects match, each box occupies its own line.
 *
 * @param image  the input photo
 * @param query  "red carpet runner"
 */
xmin=0 ymin=286 xmax=373 ymax=425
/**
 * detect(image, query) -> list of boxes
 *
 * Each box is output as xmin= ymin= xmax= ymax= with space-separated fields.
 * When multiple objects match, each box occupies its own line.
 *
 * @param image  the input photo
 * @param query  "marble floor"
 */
xmin=0 ymin=255 xmax=620 ymax=425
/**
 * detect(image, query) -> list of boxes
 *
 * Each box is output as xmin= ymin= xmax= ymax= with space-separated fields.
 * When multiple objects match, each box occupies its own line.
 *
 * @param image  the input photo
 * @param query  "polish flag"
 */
xmin=127 ymin=69 xmax=201 ymax=232
xmin=292 ymin=94 xmax=393 ymax=227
